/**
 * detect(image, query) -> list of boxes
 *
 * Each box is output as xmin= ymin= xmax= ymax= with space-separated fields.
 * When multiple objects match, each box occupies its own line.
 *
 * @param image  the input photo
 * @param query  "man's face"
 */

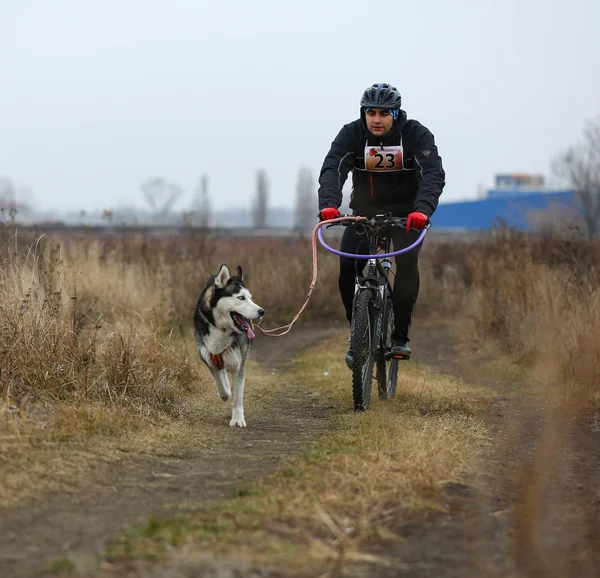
xmin=365 ymin=108 xmax=394 ymax=137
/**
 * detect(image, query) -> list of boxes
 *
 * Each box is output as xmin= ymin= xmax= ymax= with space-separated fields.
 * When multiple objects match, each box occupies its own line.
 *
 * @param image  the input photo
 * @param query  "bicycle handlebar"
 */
xmin=325 ymin=214 xmax=430 ymax=231
xmin=317 ymin=214 xmax=430 ymax=259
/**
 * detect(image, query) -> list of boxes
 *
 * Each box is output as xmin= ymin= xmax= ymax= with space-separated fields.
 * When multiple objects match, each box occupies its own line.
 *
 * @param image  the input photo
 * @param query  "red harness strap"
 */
xmin=209 ymin=345 xmax=231 ymax=370
xmin=210 ymin=352 xmax=225 ymax=370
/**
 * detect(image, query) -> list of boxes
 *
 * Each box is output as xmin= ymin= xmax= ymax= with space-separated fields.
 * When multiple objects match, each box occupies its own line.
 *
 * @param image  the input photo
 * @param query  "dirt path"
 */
xmin=375 ymin=322 xmax=600 ymax=578
xmin=0 ymin=321 xmax=346 ymax=578
xmin=2 ymin=321 xmax=599 ymax=577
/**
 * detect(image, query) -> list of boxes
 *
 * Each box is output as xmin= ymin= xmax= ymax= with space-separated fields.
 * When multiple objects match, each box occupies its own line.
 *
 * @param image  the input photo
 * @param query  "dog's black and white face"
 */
xmin=204 ymin=265 xmax=265 ymax=339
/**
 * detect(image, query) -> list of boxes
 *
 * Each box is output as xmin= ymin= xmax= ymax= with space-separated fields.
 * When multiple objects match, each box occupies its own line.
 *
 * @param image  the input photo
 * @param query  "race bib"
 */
xmin=365 ymin=145 xmax=404 ymax=172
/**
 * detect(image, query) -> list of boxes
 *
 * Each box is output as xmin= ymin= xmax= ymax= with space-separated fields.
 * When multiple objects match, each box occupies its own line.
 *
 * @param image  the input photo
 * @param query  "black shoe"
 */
xmin=391 ymin=340 xmax=411 ymax=359
xmin=345 ymin=335 xmax=353 ymax=369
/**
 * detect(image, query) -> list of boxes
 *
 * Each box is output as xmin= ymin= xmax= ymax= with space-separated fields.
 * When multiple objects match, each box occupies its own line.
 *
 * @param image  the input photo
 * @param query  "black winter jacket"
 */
xmin=318 ymin=111 xmax=445 ymax=217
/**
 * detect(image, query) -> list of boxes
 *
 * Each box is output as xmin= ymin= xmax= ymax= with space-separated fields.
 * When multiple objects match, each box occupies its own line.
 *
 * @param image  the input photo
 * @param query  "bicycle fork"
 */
xmin=352 ymin=257 xmax=391 ymax=357
xmin=377 ymin=258 xmax=392 ymax=358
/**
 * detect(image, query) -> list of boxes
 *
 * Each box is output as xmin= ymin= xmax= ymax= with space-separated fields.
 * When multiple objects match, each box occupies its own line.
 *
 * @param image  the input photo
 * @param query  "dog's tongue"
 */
xmin=237 ymin=315 xmax=256 ymax=339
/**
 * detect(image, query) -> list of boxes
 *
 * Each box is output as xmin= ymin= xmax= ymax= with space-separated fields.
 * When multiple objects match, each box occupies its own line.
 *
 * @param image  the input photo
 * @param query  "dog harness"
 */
xmin=209 ymin=345 xmax=231 ymax=370
xmin=207 ymin=322 xmax=254 ymax=370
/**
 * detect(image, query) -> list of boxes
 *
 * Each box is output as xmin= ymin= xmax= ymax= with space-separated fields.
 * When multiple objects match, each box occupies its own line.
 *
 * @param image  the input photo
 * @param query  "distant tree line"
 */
xmin=140 ymin=167 xmax=320 ymax=231
xmin=9 ymin=117 xmax=599 ymax=234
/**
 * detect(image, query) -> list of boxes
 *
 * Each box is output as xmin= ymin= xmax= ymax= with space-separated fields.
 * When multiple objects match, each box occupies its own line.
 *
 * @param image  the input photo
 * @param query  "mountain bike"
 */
xmin=318 ymin=214 xmax=430 ymax=411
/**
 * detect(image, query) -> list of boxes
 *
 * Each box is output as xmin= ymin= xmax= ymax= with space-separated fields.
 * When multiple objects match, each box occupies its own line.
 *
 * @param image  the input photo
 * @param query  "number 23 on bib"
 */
xmin=365 ymin=145 xmax=404 ymax=172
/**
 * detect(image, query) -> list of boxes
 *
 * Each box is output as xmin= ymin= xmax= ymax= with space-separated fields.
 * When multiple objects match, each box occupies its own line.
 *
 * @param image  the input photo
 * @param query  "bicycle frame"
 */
xmin=352 ymin=224 xmax=395 ymax=360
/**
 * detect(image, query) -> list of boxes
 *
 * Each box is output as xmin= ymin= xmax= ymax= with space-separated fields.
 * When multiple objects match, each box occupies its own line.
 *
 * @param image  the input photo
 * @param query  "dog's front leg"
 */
xmin=230 ymin=367 xmax=246 ymax=427
xmin=208 ymin=367 xmax=231 ymax=401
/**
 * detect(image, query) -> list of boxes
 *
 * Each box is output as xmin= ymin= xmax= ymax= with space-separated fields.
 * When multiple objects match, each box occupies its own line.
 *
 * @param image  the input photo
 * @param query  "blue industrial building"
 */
xmin=433 ymin=174 xmax=578 ymax=231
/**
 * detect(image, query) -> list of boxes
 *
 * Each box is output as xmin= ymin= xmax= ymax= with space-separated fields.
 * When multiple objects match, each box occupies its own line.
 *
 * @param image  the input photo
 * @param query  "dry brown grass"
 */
xmin=56 ymin=230 xmax=343 ymax=329
xmin=0 ymin=233 xmax=200 ymax=505
xmin=0 ymin=228 xmax=342 ymax=507
xmin=424 ymin=228 xmax=600 ymax=404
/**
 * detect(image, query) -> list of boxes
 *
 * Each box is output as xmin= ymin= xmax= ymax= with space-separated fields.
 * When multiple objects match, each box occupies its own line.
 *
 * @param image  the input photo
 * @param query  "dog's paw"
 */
xmin=229 ymin=409 xmax=246 ymax=427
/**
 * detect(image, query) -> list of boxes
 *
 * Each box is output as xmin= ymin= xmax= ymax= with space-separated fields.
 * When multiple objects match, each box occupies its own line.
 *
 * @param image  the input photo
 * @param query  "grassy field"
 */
xmin=2 ymin=225 xmax=599 ymax=505
xmin=2 ymin=223 xmax=600 ymax=576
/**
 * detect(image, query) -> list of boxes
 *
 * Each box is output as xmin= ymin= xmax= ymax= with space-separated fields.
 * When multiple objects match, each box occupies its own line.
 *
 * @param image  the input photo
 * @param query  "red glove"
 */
xmin=406 ymin=211 xmax=428 ymax=232
xmin=319 ymin=207 xmax=340 ymax=221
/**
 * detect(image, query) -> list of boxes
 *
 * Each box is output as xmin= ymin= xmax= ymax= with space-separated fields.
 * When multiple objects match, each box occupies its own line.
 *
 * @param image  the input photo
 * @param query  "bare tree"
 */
xmin=251 ymin=170 xmax=269 ymax=229
xmin=554 ymin=117 xmax=600 ymax=235
xmin=141 ymin=177 xmax=184 ymax=222
xmin=102 ymin=209 xmax=114 ymax=224
xmin=0 ymin=177 xmax=16 ymax=208
xmin=15 ymin=185 xmax=34 ymax=212
xmin=191 ymin=174 xmax=212 ymax=228
xmin=0 ymin=178 xmax=34 ymax=220
xmin=293 ymin=166 xmax=317 ymax=231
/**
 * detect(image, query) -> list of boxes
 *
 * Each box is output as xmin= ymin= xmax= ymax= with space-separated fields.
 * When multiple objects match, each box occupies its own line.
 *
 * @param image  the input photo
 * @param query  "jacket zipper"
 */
xmin=370 ymin=141 xmax=384 ymax=197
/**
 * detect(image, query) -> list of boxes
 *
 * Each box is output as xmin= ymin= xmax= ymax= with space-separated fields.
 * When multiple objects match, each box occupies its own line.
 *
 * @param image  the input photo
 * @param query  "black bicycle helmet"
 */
xmin=360 ymin=83 xmax=402 ymax=110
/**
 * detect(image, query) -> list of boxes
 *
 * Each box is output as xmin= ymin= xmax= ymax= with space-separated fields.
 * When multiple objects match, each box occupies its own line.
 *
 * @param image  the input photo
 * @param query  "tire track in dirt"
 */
xmin=373 ymin=321 xmax=600 ymax=578
xmin=0 ymin=321 xmax=347 ymax=578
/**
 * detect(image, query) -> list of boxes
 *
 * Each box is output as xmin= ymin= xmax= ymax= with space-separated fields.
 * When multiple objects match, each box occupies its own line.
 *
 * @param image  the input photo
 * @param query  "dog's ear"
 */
xmin=236 ymin=266 xmax=244 ymax=281
xmin=214 ymin=264 xmax=231 ymax=288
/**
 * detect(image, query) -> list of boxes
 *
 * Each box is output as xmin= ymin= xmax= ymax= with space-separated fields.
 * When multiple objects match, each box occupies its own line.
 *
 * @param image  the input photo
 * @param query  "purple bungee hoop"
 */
xmin=317 ymin=222 xmax=428 ymax=259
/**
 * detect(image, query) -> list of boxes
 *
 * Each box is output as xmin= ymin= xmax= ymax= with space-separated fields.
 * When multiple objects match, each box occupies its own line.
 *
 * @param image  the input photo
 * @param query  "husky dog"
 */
xmin=194 ymin=264 xmax=265 ymax=427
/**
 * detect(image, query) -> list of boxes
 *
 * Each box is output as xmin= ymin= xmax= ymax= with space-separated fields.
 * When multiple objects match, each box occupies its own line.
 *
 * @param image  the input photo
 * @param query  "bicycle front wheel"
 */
xmin=350 ymin=290 xmax=375 ymax=411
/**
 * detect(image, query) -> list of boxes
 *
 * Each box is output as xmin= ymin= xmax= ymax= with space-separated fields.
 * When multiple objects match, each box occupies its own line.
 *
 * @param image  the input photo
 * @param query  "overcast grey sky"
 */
xmin=1 ymin=0 xmax=599 ymax=213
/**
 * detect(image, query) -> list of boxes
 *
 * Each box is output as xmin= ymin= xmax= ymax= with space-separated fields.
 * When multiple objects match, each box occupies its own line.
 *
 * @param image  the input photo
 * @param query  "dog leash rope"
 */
xmin=255 ymin=216 xmax=366 ymax=337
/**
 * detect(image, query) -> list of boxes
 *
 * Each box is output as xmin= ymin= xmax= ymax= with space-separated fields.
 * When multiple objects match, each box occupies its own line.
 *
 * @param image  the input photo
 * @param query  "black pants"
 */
xmin=338 ymin=225 xmax=423 ymax=343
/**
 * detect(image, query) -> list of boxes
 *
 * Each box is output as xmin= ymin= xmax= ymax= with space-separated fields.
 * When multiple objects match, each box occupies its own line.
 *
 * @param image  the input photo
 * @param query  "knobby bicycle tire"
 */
xmin=350 ymin=290 xmax=375 ymax=411
xmin=387 ymin=358 xmax=399 ymax=398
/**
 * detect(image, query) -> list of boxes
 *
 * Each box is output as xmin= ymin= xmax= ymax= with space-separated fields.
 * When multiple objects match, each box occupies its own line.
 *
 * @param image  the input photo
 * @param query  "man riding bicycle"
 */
xmin=317 ymin=83 xmax=445 ymax=367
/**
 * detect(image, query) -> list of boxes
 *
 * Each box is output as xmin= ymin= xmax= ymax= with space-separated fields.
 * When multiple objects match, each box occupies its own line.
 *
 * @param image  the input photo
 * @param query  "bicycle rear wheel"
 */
xmin=377 ymin=295 xmax=394 ymax=400
xmin=387 ymin=358 xmax=399 ymax=398
xmin=350 ymin=290 xmax=375 ymax=411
